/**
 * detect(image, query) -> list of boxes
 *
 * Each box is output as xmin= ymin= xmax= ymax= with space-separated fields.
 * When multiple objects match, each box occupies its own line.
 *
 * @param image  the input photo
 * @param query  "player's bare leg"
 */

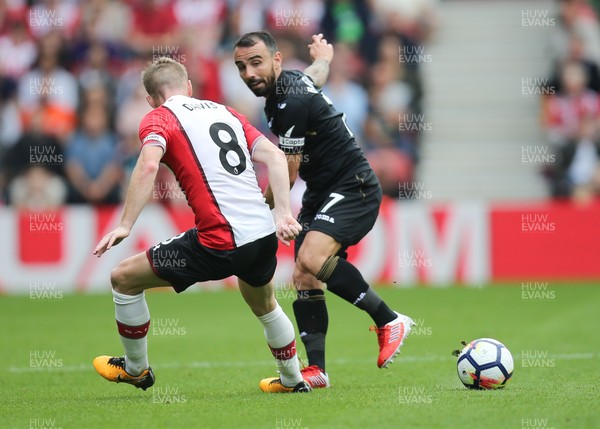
xmin=294 ymin=231 xmax=414 ymax=369
xmin=239 ymin=280 xmax=310 ymax=393
xmin=93 ymin=251 xmax=166 ymax=390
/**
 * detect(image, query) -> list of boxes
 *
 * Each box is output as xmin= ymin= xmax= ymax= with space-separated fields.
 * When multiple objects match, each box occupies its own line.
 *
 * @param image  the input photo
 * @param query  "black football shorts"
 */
xmin=295 ymin=169 xmax=382 ymax=258
xmin=146 ymin=229 xmax=278 ymax=292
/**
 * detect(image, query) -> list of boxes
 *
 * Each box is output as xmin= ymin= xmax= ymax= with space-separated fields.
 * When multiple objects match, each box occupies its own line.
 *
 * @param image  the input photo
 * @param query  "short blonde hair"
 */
xmin=141 ymin=57 xmax=188 ymax=101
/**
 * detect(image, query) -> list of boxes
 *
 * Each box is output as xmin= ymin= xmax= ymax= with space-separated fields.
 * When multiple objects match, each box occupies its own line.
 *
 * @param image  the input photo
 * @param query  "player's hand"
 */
xmin=93 ymin=226 xmax=131 ymax=257
xmin=308 ymin=33 xmax=333 ymax=64
xmin=275 ymin=214 xmax=302 ymax=246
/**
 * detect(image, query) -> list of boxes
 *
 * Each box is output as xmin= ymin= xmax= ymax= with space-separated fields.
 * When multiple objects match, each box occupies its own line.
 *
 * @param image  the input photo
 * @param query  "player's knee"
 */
xmin=110 ymin=263 xmax=132 ymax=294
xmin=295 ymin=250 xmax=325 ymax=277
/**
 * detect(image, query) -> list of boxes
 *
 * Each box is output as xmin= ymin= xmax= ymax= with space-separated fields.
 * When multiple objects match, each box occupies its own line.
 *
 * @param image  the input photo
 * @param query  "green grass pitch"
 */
xmin=1 ymin=284 xmax=599 ymax=429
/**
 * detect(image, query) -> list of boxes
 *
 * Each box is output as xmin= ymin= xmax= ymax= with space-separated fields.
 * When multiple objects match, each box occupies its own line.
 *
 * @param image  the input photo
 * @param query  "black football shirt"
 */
xmin=264 ymin=70 xmax=371 ymax=199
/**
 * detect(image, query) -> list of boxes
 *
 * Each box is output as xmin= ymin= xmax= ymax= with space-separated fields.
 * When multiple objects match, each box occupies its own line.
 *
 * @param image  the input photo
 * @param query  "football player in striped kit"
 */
xmin=92 ymin=57 xmax=310 ymax=393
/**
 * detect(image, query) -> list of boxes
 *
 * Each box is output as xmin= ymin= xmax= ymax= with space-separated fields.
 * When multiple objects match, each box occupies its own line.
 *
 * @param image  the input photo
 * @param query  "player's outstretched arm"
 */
xmin=304 ymin=33 xmax=333 ymax=88
xmin=262 ymin=152 xmax=299 ymax=210
xmin=252 ymin=138 xmax=302 ymax=246
xmin=93 ymin=145 xmax=163 ymax=257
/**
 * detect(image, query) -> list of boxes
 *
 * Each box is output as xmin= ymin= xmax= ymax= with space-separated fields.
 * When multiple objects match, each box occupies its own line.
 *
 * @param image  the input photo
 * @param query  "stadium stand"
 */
xmin=0 ymin=0 xmax=436 ymax=207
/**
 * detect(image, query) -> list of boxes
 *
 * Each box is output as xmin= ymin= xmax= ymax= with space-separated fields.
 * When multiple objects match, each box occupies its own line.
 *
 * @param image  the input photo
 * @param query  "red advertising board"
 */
xmin=1 ymin=198 xmax=598 ymax=294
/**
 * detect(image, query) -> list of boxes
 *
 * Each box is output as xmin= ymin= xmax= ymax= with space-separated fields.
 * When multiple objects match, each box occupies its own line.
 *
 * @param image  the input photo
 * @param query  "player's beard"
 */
xmin=246 ymin=67 xmax=276 ymax=97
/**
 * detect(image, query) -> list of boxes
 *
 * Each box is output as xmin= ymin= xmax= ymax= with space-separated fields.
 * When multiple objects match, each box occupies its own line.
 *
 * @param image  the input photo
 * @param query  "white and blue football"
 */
xmin=456 ymin=338 xmax=514 ymax=389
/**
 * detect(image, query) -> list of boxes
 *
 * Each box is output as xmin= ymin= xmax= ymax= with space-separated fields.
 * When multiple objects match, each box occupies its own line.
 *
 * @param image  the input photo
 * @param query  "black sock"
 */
xmin=326 ymin=258 xmax=396 ymax=327
xmin=292 ymin=289 xmax=328 ymax=372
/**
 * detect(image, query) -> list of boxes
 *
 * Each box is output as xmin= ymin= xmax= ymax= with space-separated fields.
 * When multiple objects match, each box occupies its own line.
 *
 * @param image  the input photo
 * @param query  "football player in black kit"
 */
xmin=234 ymin=31 xmax=414 ymax=391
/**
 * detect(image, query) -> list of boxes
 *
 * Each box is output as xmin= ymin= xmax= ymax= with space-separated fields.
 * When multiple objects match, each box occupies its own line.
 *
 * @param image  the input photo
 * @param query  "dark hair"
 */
xmin=234 ymin=31 xmax=278 ymax=55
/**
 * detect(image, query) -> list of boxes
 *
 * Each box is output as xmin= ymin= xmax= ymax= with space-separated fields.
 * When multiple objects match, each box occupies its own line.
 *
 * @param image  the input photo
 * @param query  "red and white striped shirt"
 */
xmin=139 ymin=95 xmax=275 ymax=250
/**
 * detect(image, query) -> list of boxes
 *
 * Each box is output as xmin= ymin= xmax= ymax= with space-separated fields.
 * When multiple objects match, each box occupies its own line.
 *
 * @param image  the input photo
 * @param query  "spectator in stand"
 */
xmin=27 ymin=0 xmax=81 ymax=40
xmin=115 ymin=52 xmax=149 ymax=108
xmin=275 ymin=35 xmax=309 ymax=71
xmin=77 ymin=44 xmax=117 ymax=129
xmin=551 ymin=0 xmax=600 ymax=65
xmin=0 ymin=1 xmax=25 ymax=35
xmin=380 ymin=33 xmax=423 ymax=116
xmin=173 ymin=0 xmax=228 ymax=102
xmin=127 ymin=0 xmax=180 ymax=55
xmin=82 ymin=84 xmax=111 ymax=111
xmin=65 ymin=103 xmax=122 ymax=204
xmin=548 ymin=33 xmax=600 ymax=94
xmin=77 ymin=41 xmax=117 ymax=97
xmin=545 ymin=62 xmax=599 ymax=145
xmin=18 ymin=31 xmax=78 ymax=141
xmin=173 ymin=0 xmax=226 ymax=30
xmin=563 ymin=115 xmax=600 ymax=202
xmin=0 ymin=78 xmax=23 ymax=160
xmin=371 ymin=0 xmax=438 ymax=44
xmin=364 ymin=60 xmax=414 ymax=198
xmin=9 ymin=165 xmax=67 ymax=210
xmin=322 ymin=42 xmax=368 ymax=143
xmin=362 ymin=33 xmax=416 ymax=199
xmin=0 ymin=13 xmax=37 ymax=85
xmin=370 ymin=0 xmax=436 ymax=117
xmin=19 ymin=94 xmax=77 ymax=143
xmin=265 ymin=0 xmax=324 ymax=39
xmin=320 ymin=0 xmax=374 ymax=63
xmin=0 ymin=104 xmax=66 ymax=206
xmin=79 ymin=0 xmax=131 ymax=46
xmin=2 ymin=0 xmax=437 ymax=207
xmin=115 ymin=80 xmax=151 ymax=196
xmin=543 ymin=61 xmax=600 ymax=198
xmin=224 ymin=0 xmax=265 ymax=38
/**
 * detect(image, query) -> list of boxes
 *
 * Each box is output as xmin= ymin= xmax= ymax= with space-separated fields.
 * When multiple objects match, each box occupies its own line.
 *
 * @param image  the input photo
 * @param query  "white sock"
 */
xmin=258 ymin=304 xmax=303 ymax=386
xmin=112 ymin=290 xmax=150 ymax=376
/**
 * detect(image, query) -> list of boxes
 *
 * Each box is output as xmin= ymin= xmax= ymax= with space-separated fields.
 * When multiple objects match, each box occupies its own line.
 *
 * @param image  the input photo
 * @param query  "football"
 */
xmin=455 ymin=338 xmax=514 ymax=389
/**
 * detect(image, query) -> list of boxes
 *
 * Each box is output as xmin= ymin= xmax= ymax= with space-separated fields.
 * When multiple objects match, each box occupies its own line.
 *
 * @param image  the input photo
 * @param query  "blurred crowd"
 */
xmin=542 ymin=0 xmax=600 ymax=203
xmin=0 ymin=0 xmax=438 ymax=210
